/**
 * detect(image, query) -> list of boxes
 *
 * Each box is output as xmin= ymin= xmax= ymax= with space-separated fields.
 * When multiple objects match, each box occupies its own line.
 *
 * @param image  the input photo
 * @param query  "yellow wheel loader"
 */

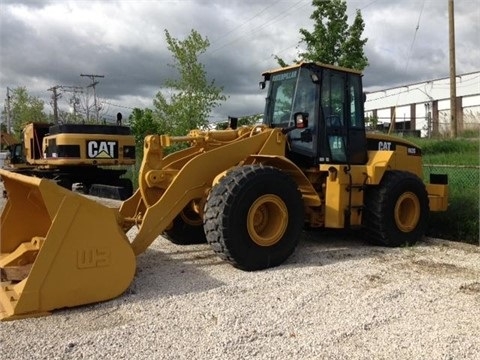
xmin=0 ymin=62 xmax=448 ymax=320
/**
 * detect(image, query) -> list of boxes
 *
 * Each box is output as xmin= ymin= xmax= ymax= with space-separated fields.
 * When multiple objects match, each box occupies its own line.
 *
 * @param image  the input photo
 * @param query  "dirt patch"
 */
xmin=409 ymin=258 xmax=477 ymax=277
xmin=459 ymin=282 xmax=480 ymax=294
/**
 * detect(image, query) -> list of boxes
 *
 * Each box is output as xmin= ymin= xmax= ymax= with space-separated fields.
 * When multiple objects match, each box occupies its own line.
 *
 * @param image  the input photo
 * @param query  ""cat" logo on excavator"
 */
xmin=87 ymin=140 xmax=118 ymax=159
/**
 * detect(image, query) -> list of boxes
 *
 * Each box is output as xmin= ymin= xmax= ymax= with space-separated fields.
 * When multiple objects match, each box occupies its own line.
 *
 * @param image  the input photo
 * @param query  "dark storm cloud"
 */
xmin=0 ymin=8 xmax=43 ymax=79
xmin=0 ymin=0 xmax=478 ymax=121
xmin=1 ymin=0 xmax=52 ymax=8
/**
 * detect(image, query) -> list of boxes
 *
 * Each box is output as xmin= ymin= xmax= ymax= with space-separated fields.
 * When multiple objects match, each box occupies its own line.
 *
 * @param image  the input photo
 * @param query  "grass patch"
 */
xmin=412 ymin=137 xmax=479 ymax=244
xmin=419 ymin=138 xmax=478 ymax=154
xmin=428 ymin=195 xmax=479 ymax=244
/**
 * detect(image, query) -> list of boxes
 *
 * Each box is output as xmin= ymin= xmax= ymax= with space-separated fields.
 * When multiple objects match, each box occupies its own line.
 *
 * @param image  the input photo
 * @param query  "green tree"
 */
xmin=153 ymin=29 xmax=227 ymax=136
xmin=336 ymin=7 xmax=369 ymax=70
xmin=215 ymin=114 xmax=263 ymax=130
xmin=277 ymin=0 xmax=368 ymax=71
xmin=8 ymin=87 xmax=48 ymax=136
xmin=128 ymin=107 xmax=157 ymax=156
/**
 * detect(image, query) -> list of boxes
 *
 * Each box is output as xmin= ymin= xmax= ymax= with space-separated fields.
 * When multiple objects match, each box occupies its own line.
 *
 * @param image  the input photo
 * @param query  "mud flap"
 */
xmin=0 ymin=170 xmax=136 ymax=320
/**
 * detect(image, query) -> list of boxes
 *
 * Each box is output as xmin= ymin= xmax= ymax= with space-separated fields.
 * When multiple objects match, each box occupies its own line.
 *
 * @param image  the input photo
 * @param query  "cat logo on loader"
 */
xmin=0 ymin=62 xmax=449 ymax=320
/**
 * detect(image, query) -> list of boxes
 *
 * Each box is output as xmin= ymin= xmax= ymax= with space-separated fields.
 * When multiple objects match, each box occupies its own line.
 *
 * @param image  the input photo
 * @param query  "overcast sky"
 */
xmin=0 ymin=0 xmax=479 ymax=124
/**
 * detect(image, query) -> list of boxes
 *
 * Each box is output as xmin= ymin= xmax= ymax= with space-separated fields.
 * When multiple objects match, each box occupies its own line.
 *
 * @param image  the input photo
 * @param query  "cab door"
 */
xmin=319 ymin=69 xmax=367 ymax=165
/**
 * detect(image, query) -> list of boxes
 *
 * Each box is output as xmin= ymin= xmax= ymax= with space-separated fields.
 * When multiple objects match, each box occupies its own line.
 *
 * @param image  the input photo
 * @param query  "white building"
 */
xmin=364 ymin=71 xmax=480 ymax=137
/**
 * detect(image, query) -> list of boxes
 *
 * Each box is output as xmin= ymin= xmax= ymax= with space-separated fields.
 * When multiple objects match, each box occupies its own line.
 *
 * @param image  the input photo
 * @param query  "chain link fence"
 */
xmin=423 ymin=164 xmax=479 ymax=244
xmin=423 ymin=164 xmax=480 ymax=193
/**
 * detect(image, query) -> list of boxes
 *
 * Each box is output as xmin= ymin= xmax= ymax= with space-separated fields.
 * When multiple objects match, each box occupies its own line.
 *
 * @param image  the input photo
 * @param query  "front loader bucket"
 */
xmin=0 ymin=170 xmax=136 ymax=321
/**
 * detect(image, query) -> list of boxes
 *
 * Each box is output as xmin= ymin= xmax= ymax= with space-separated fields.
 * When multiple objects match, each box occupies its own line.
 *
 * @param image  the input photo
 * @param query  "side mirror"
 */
xmin=259 ymin=81 xmax=266 ymax=90
xmin=294 ymin=112 xmax=309 ymax=129
xmin=228 ymin=116 xmax=238 ymax=130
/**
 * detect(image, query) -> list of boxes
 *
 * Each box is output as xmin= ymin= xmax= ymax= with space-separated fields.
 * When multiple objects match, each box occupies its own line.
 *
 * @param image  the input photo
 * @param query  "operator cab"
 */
xmin=8 ymin=143 xmax=25 ymax=164
xmin=261 ymin=62 xmax=368 ymax=167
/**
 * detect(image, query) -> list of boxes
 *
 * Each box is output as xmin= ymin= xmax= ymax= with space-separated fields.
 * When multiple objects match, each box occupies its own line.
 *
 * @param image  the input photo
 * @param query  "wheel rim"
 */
xmin=180 ymin=205 xmax=203 ymax=227
xmin=394 ymin=192 xmax=421 ymax=232
xmin=247 ymin=194 xmax=288 ymax=247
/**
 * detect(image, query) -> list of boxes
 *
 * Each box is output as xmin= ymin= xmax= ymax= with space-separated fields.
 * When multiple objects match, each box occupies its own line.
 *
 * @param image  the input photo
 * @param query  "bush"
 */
xmin=427 ymin=194 xmax=479 ymax=245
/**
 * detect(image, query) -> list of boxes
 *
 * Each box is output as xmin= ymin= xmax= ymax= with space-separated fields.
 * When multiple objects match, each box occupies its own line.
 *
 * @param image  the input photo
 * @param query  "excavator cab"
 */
xmin=262 ymin=62 xmax=368 ymax=167
xmin=7 ymin=143 xmax=24 ymax=165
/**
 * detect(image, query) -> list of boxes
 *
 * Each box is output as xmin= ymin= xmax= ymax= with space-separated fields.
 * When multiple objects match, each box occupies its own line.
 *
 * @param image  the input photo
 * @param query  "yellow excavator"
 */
xmin=0 ymin=62 xmax=448 ymax=320
xmin=3 ymin=121 xmax=136 ymax=199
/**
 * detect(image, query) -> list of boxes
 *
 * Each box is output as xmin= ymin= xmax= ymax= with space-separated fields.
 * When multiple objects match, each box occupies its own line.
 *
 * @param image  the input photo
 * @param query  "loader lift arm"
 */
xmin=120 ymin=127 xmax=320 ymax=255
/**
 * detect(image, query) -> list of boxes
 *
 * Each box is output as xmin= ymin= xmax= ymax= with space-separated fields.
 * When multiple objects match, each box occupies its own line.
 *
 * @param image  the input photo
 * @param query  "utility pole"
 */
xmin=80 ymin=74 xmax=104 ymax=122
xmin=448 ymin=0 xmax=457 ymax=138
xmin=48 ymin=85 xmax=61 ymax=124
xmin=61 ymin=86 xmax=83 ymax=121
xmin=5 ymin=87 xmax=12 ymax=134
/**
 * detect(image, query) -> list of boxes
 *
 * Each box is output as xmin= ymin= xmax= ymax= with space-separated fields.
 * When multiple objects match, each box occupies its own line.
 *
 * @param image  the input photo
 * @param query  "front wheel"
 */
xmin=203 ymin=164 xmax=304 ymax=271
xmin=362 ymin=170 xmax=429 ymax=247
xmin=164 ymin=202 xmax=207 ymax=245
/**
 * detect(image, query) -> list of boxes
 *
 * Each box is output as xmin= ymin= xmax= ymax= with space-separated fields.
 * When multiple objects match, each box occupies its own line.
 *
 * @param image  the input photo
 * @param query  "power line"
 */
xmin=404 ymin=0 xmax=426 ymax=73
xmin=101 ymin=100 xmax=138 ymax=110
xmin=61 ymin=85 xmax=83 ymax=118
xmin=388 ymin=0 xmax=426 ymax=134
xmin=206 ymin=0 xmax=309 ymax=55
xmin=80 ymin=74 xmax=105 ymax=122
xmin=208 ymin=2 xmax=278 ymax=48
xmin=360 ymin=0 xmax=383 ymax=10
xmin=268 ymin=0 xmax=380 ymax=63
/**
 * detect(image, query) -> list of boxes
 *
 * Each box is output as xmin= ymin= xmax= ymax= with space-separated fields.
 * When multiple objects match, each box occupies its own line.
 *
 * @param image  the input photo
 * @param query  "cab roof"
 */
xmin=262 ymin=61 xmax=362 ymax=78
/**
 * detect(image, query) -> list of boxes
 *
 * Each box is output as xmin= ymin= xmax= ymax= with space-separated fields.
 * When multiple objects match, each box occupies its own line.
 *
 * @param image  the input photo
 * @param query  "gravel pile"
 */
xmin=0 ymin=183 xmax=479 ymax=359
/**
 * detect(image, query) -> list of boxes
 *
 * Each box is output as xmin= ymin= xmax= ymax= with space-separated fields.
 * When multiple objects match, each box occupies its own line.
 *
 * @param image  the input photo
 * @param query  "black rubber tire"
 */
xmin=203 ymin=164 xmax=304 ymax=271
xmin=57 ymin=177 xmax=72 ymax=190
xmin=80 ymin=182 xmax=91 ymax=194
xmin=362 ymin=170 xmax=429 ymax=247
xmin=115 ymin=178 xmax=134 ymax=198
xmin=164 ymin=205 xmax=207 ymax=245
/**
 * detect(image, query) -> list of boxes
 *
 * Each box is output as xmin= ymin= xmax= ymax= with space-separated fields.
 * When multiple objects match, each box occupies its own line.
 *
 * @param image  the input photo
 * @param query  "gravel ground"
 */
xmin=0 ymin=182 xmax=479 ymax=359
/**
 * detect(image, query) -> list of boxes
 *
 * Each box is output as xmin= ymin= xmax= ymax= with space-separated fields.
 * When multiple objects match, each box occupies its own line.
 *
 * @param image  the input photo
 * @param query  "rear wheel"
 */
xmin=203 ymin=164 xmax=304 ymax=271
xmin=80 ymin=182 xmax=91 ymax=194
xmin=115 ymin=178 xmax=134 ymax=199
xmin=56 ymin=177 xmax=72 ymax=190
xmin=164 ymin=202 xmax=207 ymax=245
xmin=362 ymin=170 xmax=429 ymax=247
